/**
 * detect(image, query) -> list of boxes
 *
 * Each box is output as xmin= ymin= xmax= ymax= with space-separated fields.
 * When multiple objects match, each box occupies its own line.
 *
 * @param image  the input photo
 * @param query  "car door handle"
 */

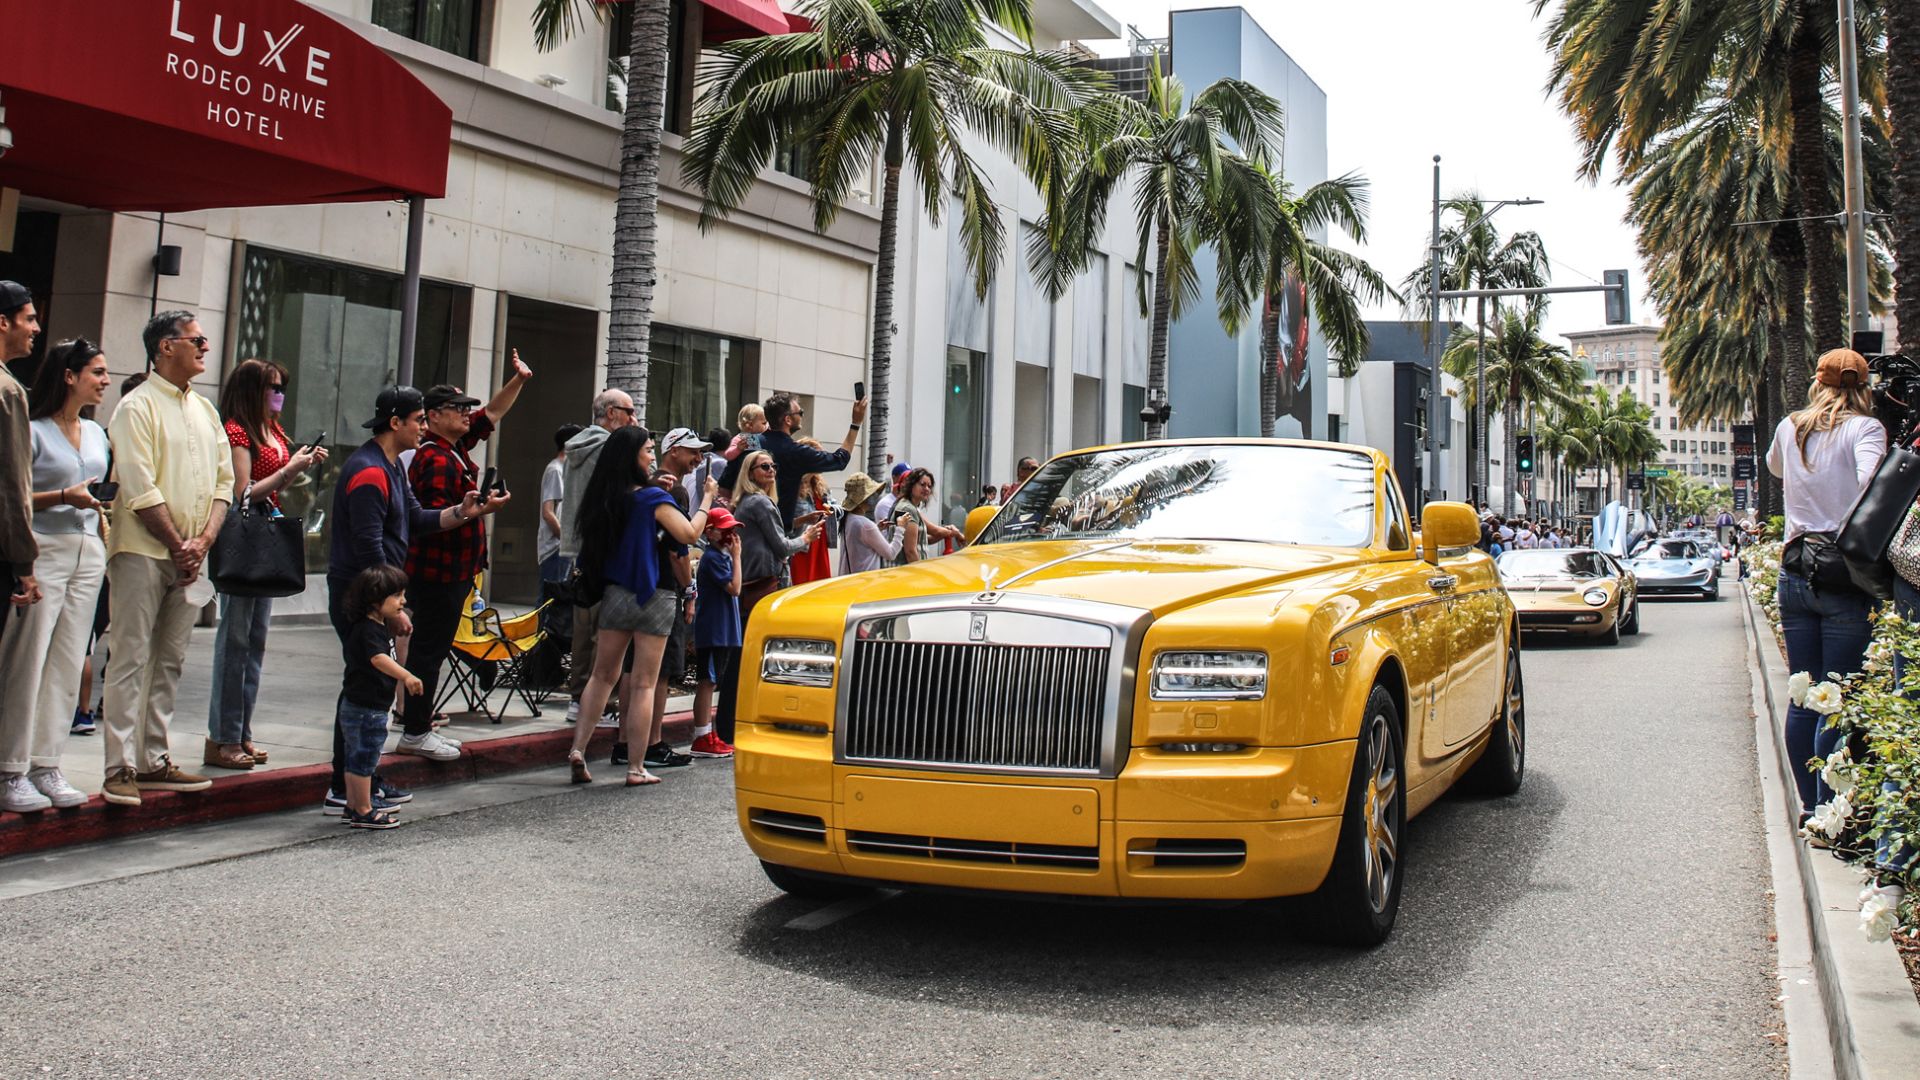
xmin=1428 ymin=574 xmax=1458 ymax=594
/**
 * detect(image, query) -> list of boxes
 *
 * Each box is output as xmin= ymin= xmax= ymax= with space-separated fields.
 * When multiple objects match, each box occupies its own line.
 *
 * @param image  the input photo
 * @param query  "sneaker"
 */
xmin=102 ymin=767 xmax=142 ymax=807
xmin=396 ymin=731 xmax=462 ymax=762
xmin=373 ymin=778 xmax=413 ymax=805
xmin=689 ymin=732 xmax=735 ymax=759
xmin=610 ymin=742 xmax=630 ymax=766
xmin=134 ymin=756 xmax=212 ymax=792
xmin=596 ymin=710 xmax=621 ymax=729
xmin=27 ymin=767 xmax=87 ymax=809
xmin=1 ymin=773 xmax=53 ymax=813
xmin=70 ymin=709 xmax=95 ymax=736
xmin=322 ymin=790 xmax=404 ymax=816
xmin=645 ymin=742 xmax=693 ymax=768
xmin=565 ymin=699 xmax=581 ymax=723
xmin=345 ymin=808 xmax=402 ymax=830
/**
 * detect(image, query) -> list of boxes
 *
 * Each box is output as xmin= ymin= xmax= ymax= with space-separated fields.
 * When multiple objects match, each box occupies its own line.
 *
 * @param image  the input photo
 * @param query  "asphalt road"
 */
xmin=1 ymin=586 xmax=1783 ymax=1078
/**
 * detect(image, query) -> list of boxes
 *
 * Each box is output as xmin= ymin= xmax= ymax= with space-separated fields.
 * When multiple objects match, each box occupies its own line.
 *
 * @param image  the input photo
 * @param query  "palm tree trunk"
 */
xmin=1771 ymin=209 xmax=1813 ymax=413
xmin=1757 ymin=325 xmax=1785 ymax=519
xmin=1788 ymin=7 xmax=1846 ymax=353
xmin=865 ymin=121 xmax=905 ymax=480
xmin=1259 ymin=295 xmax=1279 ymax=437
xmin=606 ymin=0 xmax=673 ymax=407
xmin=1503 ymin=396 xmax=1517 ymax=515
xmin=1890 ymin=0 xmax=1920 ymax=346
xmin=1147 ymin=214 xmax=1175 ymax=441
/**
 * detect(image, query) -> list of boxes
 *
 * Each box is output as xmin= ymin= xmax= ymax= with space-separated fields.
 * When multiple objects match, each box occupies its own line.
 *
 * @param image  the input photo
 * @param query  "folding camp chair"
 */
xmin=432 ymin=600 xmax=557 ymax=723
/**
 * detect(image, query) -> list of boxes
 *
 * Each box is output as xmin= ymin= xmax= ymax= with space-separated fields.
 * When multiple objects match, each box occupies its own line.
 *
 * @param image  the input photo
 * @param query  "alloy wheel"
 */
xmin=1360 ymin=712 xmax=1401 ymax=914
xmin=1503 ymin=646 xmax=1526 ymax=771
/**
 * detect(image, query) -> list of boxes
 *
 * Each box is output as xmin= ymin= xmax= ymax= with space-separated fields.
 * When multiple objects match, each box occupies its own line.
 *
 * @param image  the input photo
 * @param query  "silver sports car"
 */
xmin=1627 ymin=539 xmax=1720 ymax=600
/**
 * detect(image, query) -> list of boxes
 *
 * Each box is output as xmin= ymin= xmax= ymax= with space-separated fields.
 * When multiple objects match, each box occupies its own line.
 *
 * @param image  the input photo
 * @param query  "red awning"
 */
xmin=599 ymin=0 xmax=790 ymax=43
xmin=0 ymin=0 xmax=452 ymax=212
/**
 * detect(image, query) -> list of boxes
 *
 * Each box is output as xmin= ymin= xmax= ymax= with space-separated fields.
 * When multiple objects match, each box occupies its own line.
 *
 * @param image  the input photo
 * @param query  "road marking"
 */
xmin=784 ymin=891 xmax=896 ymax=931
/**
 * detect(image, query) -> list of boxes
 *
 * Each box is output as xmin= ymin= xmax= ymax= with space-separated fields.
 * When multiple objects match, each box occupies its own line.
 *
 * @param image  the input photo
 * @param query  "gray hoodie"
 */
xmin=558 ymin=423 xmax=612 ymax=558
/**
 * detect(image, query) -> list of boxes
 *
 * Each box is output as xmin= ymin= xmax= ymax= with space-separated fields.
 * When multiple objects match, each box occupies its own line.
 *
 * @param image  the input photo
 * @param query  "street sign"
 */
xmin=1732 ymin=423 xmax=1755 ymax=454
xmin=1735 ymin=489 xmax=1749 ymax=511
xmin=1734 ymin=457 xmax=1756 ymax=480
xmin=1643 ymin=466 xmax=1670 ymax=477
xmin=1627 ymin=471 xmax=1646 ymax=491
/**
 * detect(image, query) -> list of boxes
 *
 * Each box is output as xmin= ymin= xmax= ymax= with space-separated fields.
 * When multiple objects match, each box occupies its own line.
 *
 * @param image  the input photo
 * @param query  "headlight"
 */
xmin=761 ymin=638 xmax=836 ymax=687
xmin=1151 ymin=650 xmax=1267 ymax=700
xmin=1582 ymin=589 xmax=1610 ymax=606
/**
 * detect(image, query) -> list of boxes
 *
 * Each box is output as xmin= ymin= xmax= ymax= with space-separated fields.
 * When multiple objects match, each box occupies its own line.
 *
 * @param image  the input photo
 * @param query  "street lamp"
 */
xmin=1470 ymin=197 xmax=1543 ymax=513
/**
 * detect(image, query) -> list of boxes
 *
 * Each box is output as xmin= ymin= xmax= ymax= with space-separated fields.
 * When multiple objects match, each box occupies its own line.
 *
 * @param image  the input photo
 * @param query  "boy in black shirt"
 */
xmin=339 ymin=565 xmax=420 ymax=829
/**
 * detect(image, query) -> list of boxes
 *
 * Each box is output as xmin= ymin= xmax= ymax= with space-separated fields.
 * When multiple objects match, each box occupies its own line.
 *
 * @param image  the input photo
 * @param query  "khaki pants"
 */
xmin=103 ymin=553 xmax=199 ymax=774
xmin=0 ymin=530 xmax=107 ymax=773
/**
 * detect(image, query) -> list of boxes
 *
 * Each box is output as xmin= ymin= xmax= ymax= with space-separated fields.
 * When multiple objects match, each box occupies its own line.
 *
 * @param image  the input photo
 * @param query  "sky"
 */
xmin=1081 ymin=0 xmax=1654 ymax=353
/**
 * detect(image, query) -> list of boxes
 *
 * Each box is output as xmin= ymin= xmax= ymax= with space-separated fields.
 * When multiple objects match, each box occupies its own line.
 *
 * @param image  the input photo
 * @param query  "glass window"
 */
xmin=1382 ymin=471 xmax=1411 ymax=550
xmin=234 ymin=247 xmax=469 ymax=574
xmin=372 ymin=0 xmax=480 ymax=60
xmin=607 ymin=0 xmax=690 ymax=134
xmin=645 ymin=325 xmax=758 ymax=437
xmin=943 ymin=347 xmax=988 ymax=530
xmin=1122 ymin=383 xmax=1146 ymax=442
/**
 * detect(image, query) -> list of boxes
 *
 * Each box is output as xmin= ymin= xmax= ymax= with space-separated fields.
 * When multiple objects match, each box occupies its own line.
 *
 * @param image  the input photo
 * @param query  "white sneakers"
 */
xmin=27 ymin=768 xmax=86 ymax=809
xmin=1 ymin=772 xmax=52 ymax=813
xmin=565 ymin=699 xmax=581 ymax=723
xmin=396 ymin=731 xmax=462 ymax=761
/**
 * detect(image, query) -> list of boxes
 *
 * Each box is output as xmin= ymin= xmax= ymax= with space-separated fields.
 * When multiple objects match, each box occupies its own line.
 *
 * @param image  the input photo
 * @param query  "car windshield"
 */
xmin=1634 ymin=540 xmax=1698 ymax=561
xmin=1497 ymin=550 xmax=1610 ymax=579
xmin=976 ymin=444 xmax=1377 ymax=548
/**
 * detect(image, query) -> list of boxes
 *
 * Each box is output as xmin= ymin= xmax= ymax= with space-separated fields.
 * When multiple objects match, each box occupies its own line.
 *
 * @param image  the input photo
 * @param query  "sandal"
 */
xmin=242 ymin=742 xmax=269 ymax=764
xmin=345 ymin=808 xmax=402 ymax=830
xmin=625 ymin=768 xmax=660 ymax=787
xmin=568 ymin=750 xmax=592 ymax=785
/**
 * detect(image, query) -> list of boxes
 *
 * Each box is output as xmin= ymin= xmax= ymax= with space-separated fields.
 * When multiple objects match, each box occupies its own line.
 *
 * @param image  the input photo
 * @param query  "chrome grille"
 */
xmin=842 ymin=640 xmax=1110 ymax=773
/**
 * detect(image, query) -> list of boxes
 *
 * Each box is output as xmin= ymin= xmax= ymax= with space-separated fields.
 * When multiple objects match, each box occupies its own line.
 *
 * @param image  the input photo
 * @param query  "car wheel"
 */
xmin=1309 ymin=684 xmax=1405 ymax=947
xmin=1465 ymin=637 xmax=1526 ymax=796
xmin=1600 ymin=607 xmax=1621 ymax=645
xmin=1623 ymin=600 xmax=1641 ymax=636
xmin=759 ymin=860 xmax=872 ymax=902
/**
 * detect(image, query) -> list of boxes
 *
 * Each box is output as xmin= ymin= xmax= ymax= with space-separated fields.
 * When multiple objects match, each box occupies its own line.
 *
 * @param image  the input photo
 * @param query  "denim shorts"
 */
xmin=336 ymin=700 xmax=390 ymax=778
xmin=696 ymin=646 xmax=740 ymax=687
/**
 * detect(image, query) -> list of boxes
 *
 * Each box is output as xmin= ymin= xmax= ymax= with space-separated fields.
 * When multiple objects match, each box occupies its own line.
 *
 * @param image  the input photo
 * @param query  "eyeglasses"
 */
xmin=167 ymin=335 xmax=210 ymax=349
xmin=753 ymin=462 xmax=776 ymax=472
xmin=268 ymin=384 xmax=286 ymax=393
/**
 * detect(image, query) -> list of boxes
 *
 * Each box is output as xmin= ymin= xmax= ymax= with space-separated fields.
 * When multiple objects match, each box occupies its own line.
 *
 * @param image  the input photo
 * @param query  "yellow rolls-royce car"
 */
xmin=1497 ymin=548 xmax=1640 ymax=644
xmin=734 ymin=440 xmax=1523 ymax=945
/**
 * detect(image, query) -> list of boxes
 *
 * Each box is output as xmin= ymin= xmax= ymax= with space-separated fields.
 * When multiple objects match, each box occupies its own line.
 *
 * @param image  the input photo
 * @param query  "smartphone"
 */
xmin=88 ymin=480 xmax=119 ymax=503
xmin=303 ymin=430 xmax=328 ymax=452
xmin=854 ymin=380 xmax=866 ymax=402
xmin=481 ymin=467 xmax=500 ymax=496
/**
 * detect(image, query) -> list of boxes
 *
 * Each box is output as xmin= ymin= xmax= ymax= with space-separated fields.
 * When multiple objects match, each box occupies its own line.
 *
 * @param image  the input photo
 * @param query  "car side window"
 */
xmin=1382 ymin=475 xmax=1411 ymax=550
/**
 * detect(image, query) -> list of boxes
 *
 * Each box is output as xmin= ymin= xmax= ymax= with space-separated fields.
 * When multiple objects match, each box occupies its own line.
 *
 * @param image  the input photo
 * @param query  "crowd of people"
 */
xmin=1478 ymin=516 xmax=1581 ymax=555
xmin=0 ymin=278 xmax=1027 ymax=827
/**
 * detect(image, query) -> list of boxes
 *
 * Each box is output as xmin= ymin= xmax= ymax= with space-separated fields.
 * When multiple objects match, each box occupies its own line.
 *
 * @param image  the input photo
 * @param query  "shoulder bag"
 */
xmin=208 ymin=487 xmax=307 ymax=598
xmin=1836 ymin=440 xmax=1920 ymax=600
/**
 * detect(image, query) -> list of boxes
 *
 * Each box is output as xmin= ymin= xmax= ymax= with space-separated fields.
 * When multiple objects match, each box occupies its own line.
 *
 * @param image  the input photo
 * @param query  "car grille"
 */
xmin=1518 ymin=611 xmax=1604 ymax=626
xmin=847 ymin=830 xmax=1100 ymax=869
xmin=841 ymin=640 xmax=1110 ymax=773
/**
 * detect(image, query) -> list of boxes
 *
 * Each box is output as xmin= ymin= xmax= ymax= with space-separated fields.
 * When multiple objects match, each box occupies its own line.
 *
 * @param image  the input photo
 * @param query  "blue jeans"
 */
xmin=208 ymin=592 xmax=273 ymax=745
xmin=336 ymin=699 xmax=389 ymax=778
xmin=1777 ymin=571 xmax=1873 ymax=815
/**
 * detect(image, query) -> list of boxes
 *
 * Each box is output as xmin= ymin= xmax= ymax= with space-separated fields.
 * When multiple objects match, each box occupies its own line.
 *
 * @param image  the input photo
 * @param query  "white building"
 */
xmin=1568 ymin=324 xmax=1743 ymax=488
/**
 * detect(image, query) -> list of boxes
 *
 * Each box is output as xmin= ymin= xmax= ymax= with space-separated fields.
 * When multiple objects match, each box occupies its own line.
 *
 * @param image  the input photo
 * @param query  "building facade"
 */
xmin=1568 ymin=324 xmax=1743 ymax=488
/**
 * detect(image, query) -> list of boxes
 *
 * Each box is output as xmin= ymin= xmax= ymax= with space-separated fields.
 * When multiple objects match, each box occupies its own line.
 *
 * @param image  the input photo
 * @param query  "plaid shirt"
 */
xmin=405 ymin=413 xmax=495 ymax=583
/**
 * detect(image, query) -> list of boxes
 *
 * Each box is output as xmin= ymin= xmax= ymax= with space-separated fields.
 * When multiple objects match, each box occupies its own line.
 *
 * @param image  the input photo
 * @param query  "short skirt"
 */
xmin=600 ymin=584 xmax=678 ymax=636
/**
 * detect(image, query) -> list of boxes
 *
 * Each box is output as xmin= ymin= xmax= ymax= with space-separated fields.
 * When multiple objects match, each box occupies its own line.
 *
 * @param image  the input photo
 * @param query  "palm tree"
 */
xmin=1891 ymin=0 xmax=1919 ymax=347
xmin=1588 ymin=387 xmax=1661 ymax=503
xmin=1252 ymin=171 xmax=1395 ymax=436
xmin=1401 ymin=195 xmax=1548 ymax=502
xmin=682 ymin=0 xmax=1101 ymax=477
xmin=533 ymin=0 xmax=676 ymax=406
xmin=1440 ymin=306 xmax=1582 ymax=513
xmin=1037 ymin=58 xmax=1282 ymax=441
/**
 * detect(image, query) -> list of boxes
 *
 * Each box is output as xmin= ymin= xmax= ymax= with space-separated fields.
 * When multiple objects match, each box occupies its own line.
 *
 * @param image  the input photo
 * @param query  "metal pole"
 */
xmin=1837 ymin=0 xmax=1871 ymax=335
xmin=1426 ymin=156 xmax=1443 ymax=506
xmin=397 ymin=195 xmax=426 ymax=387
xmin=1475 ymin=293 xmax=1486 ymax=508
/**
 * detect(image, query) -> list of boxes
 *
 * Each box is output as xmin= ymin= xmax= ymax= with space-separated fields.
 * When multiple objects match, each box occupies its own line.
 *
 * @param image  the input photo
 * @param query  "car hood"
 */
xmin=776 ymin=538 xmax=1368 ymax=619
xmin=1500 ymin=576 xmax=1608 ymax=593
xmin=1630 ymin=559 xmax=1709 ymax=577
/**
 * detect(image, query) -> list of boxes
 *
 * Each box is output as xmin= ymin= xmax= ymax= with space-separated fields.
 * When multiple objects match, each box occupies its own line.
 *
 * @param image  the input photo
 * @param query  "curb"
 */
xmin=1741 ymin=586 xmax=1920 ymax=1080
xmin=0 ymin=712 xmax=694 ymax=861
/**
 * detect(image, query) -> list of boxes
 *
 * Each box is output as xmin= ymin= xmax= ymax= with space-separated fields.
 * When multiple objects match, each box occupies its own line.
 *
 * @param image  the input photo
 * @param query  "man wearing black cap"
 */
xmin=0 ymin=281 xmax=41 ymax=615
xmin=397 ymin=351 xmax=531 ymax=759
xmin=321 ymin=386 xmax=506 ymax=812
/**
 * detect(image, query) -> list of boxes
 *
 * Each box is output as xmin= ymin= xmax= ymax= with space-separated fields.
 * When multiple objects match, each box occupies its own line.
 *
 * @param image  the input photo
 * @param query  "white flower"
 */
xmin=1884 ymin=611 xmax=1905 ymax=627
xmin=1830 ymin=791 xmax=1853 ymax=823
xmin=1804 ymin=681 xmax=1844 ymax=715
xmin=1805 ymin=801 xmax=1847 ymax=838
xmin=1789 ymin=672 xmax=1813 ymax=706
xmin=1822 ymin=760 xmax=1857 ymax=798
xmin=1859 ymin=885 xmax=1903 ymax=943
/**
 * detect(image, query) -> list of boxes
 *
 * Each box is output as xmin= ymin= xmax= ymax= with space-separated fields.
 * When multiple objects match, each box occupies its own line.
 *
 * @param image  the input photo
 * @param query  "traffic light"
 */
xmin=1516 ymin=434 xmax=1535 ymax=475
xmin=1604 ymin=269 xmax=1631 ymax=325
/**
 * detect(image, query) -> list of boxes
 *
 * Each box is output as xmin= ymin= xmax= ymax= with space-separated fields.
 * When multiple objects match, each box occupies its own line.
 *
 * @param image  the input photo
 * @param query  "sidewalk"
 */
xmin=0 ymin=621 xmax=694 ymax=860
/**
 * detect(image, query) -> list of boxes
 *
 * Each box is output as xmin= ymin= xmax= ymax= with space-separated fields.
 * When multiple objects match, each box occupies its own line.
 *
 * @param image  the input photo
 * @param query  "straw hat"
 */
xmin=843 ymin=472 xmax=884 ymax=509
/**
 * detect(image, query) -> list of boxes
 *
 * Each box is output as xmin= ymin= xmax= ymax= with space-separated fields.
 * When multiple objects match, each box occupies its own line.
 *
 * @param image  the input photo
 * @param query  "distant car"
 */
xmin=1498 ymin=548 xmax=1640 ymax=645
xmin=1629 ymin=539 xmax=1720 ymax=600
xmin=1668 ymin=529 xmax=1729 ymax=567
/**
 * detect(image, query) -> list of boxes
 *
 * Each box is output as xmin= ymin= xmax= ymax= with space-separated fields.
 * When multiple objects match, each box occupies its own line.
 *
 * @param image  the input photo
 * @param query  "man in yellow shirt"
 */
xmin=100 ymin=311 xmax=235 ymax=806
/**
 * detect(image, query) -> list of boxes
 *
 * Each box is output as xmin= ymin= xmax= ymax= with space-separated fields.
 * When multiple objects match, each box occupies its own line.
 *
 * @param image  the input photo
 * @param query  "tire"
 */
xmin=1600 ymin=607 xmax=1622 ymax=645
xmin=1622 ymin=599 xmax=1641 ymax=636
xmin=1464 ymin=636 xmax=1526 ymax=796
xmin=759 ymin=860 xmax=872 ymax=902
xmin=1308 ymin=684 xmax=1406 ymax=947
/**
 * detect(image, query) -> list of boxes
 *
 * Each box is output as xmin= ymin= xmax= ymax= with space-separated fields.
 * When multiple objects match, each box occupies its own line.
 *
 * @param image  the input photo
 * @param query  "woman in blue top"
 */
xmin=566 ymin=425 xmax=716 ymax=786
xmin=0 ymin=339 xmax=113 ymax=814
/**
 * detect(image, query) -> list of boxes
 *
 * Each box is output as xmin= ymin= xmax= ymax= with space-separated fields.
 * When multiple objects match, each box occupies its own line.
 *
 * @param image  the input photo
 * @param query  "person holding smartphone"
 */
xmin=0 ymin=339 xmax=112 ymax=813
xmin=202 ymin=359 xmax=328 ymax=772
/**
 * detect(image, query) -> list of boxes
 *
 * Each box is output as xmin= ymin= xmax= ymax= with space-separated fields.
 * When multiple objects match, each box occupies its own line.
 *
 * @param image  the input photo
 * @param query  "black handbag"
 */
xmin=208 ymin=489 xmax=307 ymax=598
xmin=1836 ymin=442 xmax=1920 ymax=600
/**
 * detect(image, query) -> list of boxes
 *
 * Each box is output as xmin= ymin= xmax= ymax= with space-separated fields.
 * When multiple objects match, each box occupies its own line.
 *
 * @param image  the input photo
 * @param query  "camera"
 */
xmin=1869 ymin=352 xmax=1919 ymax=441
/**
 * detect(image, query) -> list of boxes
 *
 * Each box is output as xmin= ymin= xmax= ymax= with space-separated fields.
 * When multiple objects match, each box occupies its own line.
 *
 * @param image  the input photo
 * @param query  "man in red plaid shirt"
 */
xmin=397 ymin=352 xmax=532 ymax=759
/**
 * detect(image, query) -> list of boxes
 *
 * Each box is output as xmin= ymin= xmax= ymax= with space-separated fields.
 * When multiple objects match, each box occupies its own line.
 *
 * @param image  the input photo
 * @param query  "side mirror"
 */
xmin=963 ymin=505 xmax=997 ymax=546
xmin=1419 ymin=501 xmax=1479 ymax=563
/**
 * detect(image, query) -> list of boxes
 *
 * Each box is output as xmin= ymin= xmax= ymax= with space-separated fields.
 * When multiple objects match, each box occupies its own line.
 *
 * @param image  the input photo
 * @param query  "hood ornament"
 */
xmin=976 ymin=565 xmax=1003 ymax=603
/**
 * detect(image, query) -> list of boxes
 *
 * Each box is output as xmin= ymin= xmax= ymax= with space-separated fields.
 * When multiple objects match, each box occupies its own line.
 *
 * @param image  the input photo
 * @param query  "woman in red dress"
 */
xmin=787 ymin=469 xmax=833 ymax=586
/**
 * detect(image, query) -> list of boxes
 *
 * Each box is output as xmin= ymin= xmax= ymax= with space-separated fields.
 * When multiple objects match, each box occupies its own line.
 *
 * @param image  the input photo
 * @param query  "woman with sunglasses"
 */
xmin=204 ymin=359 xmax=326 ymax=771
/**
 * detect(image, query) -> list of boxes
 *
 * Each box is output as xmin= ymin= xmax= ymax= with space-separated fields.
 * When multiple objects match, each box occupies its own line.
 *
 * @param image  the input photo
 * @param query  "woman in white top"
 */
xmin=838 ymin=473 xmax=914 ymax=574
xmin=0 ymin=339 xmax=113 ymax=813
xmin=1765 ymin=347 xmax=1886 ymax=823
